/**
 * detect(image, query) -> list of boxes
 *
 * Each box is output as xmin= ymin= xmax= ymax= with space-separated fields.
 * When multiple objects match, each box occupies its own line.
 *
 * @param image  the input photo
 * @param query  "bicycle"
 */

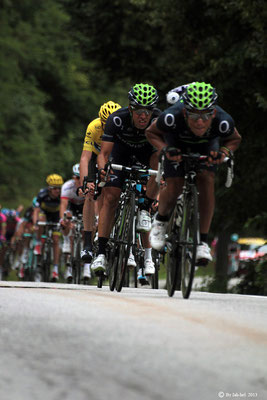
xmin=63 ymin=213 xmax=84 ymax=284
xmin=21 ymin=232 xmax=38 ymax=281
xmin=157 ymin=148 xmax=234 ymax=299
xmin=35 ymin=221 xmax=61 ymax=282
xmin=107 ymin=163 xmax=158 ymax=292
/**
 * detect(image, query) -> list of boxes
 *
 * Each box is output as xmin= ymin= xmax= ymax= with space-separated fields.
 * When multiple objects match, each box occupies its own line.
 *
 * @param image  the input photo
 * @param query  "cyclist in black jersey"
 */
xmin=146 ymin=82 xmax=242 ymax=264
xmin=32 ymin=174 xmax=64 ymax=281
xmin=91 ymin=83 xmax=161 ymax=276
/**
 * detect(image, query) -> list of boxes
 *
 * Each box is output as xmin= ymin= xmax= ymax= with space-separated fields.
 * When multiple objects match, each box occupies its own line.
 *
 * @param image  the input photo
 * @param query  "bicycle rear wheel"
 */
xmin=116 ymin=193 xmax=135 ymax=292
xmin=166 ymin=204 xmax=182 ymax=297
xmin=180 ymin=186 xmax=198 ymax=299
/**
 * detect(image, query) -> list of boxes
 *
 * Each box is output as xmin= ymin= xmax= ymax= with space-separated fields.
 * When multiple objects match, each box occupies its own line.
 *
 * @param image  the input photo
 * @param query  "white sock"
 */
xmin=145 ymin=248 xmax=152 ymax=260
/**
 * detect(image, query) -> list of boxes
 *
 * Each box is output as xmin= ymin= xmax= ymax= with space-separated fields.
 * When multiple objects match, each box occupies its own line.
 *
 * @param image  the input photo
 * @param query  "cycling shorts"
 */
xmin=68 ymin=202 xmax=84 ymax=217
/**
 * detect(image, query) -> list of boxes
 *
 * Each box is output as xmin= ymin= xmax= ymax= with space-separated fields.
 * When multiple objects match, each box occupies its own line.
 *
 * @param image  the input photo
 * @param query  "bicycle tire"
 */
xmin=151 ymin=249 xmax=159 ymax=289
xmin=40 ymin=243 xmax=49 ymax=282
xmin=97 ymin=272 xmax=103 ymax=288
xmin=116 ymin=193 xmax=135 ymax=292
xmin=166 ymin=204 xmax=182 ymax=297
xmin=108 ymin=210 xmax=121 ymax=291
xmin=180 ymin=185 xmax=198 ymax=299
xmin=75 ymin=239 xmax=82 ymax=284
xmin=28 ymin=247 xmax=35 ymax=281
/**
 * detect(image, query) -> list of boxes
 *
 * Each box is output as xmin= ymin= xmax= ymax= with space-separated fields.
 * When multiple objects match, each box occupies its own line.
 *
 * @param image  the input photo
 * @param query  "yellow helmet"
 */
xmin=98 ymin=101 xmax=121 ymax=123
xmin=46 ymin=174 xmax=64 ymax=187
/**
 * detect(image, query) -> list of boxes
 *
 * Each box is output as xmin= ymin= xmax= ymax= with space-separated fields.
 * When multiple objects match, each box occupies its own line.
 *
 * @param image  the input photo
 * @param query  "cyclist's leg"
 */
xmin=94 ymin=143 xmax=127 ymax=257
xmin=195 ymin=139 xmax=218 ymax=262
xmin=34 ymin=212 xmax=46 ymax=255
xmin=141 ymin=232 xmax=155 ymax=275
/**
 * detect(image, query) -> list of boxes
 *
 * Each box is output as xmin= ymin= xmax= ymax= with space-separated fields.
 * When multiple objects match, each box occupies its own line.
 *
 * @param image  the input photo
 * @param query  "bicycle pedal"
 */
xmin=138 ymin=277 xmax=150 ymax=286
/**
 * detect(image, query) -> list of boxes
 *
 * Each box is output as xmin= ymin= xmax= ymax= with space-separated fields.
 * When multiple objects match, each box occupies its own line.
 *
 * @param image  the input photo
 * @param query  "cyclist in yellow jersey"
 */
xmin=79 ymin=101 xmax=121 ymax=275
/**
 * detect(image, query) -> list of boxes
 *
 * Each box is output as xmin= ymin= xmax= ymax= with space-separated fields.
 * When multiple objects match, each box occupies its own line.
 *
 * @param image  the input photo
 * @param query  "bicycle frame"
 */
xmin=108 ymin=164 xmax=157 ymax=292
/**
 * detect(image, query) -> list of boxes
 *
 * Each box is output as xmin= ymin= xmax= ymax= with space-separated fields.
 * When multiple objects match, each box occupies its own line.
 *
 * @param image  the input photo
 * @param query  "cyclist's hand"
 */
xmin=60 ymin=218 xmax=67 ymax=229
xmin=163 ymin=146 xmax=182 ymax=162
xmin=77 ymin=186 xmax=85 ymax=197
xmin=207 ymin=151 xmax=224 ymax=165
xmin=99 ymin=163 xmax=113 ymax=182
xmin=86 ymin=182 xmax=95 ymax=196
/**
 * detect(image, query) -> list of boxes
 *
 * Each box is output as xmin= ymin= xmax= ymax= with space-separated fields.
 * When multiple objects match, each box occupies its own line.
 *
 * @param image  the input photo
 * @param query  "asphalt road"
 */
xmin=0 ymin=281 xmax=267 ymax=400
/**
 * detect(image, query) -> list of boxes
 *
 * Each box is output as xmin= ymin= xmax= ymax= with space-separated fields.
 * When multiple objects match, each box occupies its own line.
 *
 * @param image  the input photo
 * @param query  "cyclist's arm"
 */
xmin=32 ymin=207 xmax=40 ymax=226
xmin=97 ymin=141 xmax=114 ymax=170
xmin=209 ymin=128 xmax=242 ymax=165
xmin=145 ymin=119 xmax=167 ymax=153
xmin=146 ymin=120 xmax=181 ymax=162
xmin=79 ymin=149 xmax=93 ymax=186
xmin=220 ymin=128 xmax=242 ymax=156
xmin=60 ymin=197 xmax=69 ymax=220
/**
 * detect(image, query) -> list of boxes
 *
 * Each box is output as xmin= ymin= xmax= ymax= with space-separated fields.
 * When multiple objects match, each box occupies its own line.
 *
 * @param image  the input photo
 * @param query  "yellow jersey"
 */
xmin=82 ymin=117 xmax=104 ymax=155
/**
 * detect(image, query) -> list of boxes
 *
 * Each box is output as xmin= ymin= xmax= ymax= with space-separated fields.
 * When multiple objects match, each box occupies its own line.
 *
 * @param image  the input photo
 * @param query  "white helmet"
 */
xmin=166 ymin=82 xmax=196 ymax=105
xmin=166 ymin=91 xmax=180 ymax=104
xmin=72 ymin=163 xmax=80 ymax=177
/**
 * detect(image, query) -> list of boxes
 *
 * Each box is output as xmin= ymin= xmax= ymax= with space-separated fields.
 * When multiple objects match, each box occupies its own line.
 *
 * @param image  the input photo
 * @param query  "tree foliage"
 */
xmin=0 ymin=0 xmax=266 ymax=239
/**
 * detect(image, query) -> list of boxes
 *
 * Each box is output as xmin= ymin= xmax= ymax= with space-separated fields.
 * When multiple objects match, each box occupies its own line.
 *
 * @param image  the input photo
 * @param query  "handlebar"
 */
xmin=157 ymin=147 xmax=234 ymax=188
xmin=111 ymin=163 xmax=158 ymax=176
xmin=37 ymin=221 xmax=60 ymax=228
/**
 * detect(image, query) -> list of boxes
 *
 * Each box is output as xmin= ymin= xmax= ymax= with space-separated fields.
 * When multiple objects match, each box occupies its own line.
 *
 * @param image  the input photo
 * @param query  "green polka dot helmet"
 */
xmin=128 ymin=83 xmax=159 ymax=107
xmin=182 ymin=82 xmax=218 ymax=111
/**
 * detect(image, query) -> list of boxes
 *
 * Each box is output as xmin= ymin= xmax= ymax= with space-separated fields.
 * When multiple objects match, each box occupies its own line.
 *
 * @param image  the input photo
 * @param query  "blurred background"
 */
xmin=0 ymin=0 xmax=266 ymax=292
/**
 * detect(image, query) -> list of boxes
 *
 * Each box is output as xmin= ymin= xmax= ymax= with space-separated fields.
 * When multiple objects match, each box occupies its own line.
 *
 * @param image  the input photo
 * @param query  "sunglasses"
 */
xmin=187 ymin=111 xmax=214 ymax=121
xmin=131 ymin=107 xmax=154 ymax=116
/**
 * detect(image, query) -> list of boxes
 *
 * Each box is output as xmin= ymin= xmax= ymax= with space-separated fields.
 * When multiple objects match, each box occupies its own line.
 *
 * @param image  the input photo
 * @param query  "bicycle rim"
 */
xmin=116 ymin=194 xmax=135 ymax=292
xmin=108 ymin=218 xmax=120 ymax=291
xmin=166 ymin=205 xmax=182 ymax=297
xmin=181 ymin=186 xmax=198 ymax=299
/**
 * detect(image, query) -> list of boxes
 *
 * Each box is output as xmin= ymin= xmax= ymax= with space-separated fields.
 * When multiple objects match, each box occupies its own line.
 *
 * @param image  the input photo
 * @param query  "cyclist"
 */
xmin=12 ymin=204 xmax=35 ymax=278
xmin=0 ymin=207 xmax=7 ymax=279
xmin=91 ymin=83 xmax=161 ymax=276
xmin=60 ymin=163 xmax=93 ymax=281
xmin=1 ymin=208 xmax=21 ymax=271
xmin=146 ymin=81 xmax=242 ymax=264
xmin=33 ymin=174 xmax=64 ymax=281
xmin=79 ymin=101 xmax=121 ymax=267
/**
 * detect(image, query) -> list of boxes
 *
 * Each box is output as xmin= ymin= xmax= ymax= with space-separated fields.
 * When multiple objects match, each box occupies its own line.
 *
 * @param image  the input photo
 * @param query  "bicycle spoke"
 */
xmin=181 ymin=186 xmax=198 ymax=299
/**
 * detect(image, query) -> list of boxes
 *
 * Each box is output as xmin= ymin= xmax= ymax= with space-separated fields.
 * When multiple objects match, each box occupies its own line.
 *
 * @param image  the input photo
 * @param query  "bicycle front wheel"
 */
xmin=166 ymin=204 xmax=182 ymax=297
xmin=116 ymin=193 xmax=135 ymax=292
xmin=180 ymin=186 xmax=198 ymax=299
